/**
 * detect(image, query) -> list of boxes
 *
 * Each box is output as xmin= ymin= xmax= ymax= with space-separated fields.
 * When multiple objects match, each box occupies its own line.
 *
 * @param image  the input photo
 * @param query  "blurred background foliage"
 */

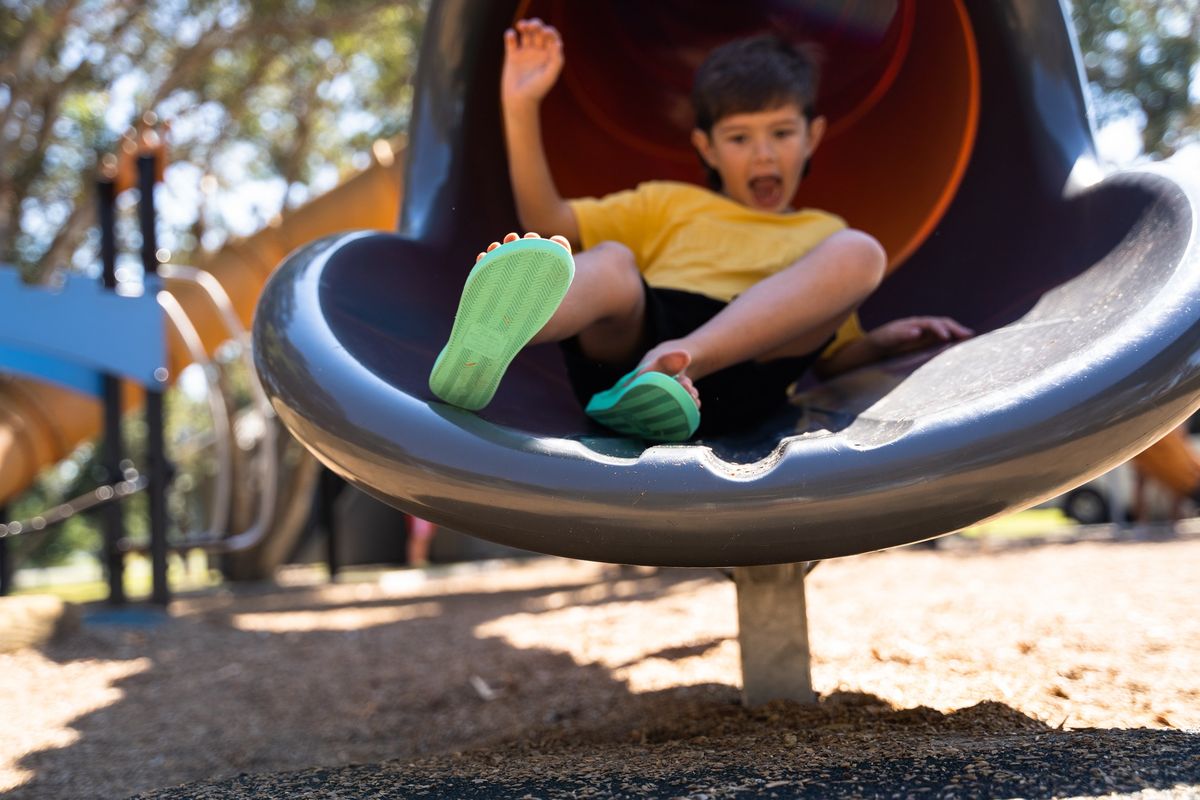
xmin=1070 ymin=0 xmax=1200 ymax=157
xmin=1 ymin=0 xmax=424 ymax=282
xmin=1 ymin=0 xmax=1198 ymax=569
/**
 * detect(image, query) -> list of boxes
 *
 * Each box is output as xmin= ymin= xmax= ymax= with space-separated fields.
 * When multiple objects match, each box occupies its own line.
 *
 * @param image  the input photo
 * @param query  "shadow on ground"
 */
xmin=134 ymin=690 xmax=1200 ymax=799
xmin=7 ymin=564 xmax=1198 ymax=799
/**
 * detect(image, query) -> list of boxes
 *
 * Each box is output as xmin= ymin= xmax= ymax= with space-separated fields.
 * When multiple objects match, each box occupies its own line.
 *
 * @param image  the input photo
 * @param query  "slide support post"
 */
xmin=734 ymin=562 xmax=815 ymax=706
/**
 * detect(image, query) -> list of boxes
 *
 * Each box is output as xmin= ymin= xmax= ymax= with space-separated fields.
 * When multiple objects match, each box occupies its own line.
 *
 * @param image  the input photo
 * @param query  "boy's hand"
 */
xmin=867 ymin=316 xmax=974 ymax=356
xmin=502 ymin=18 xmax=564 ymax=110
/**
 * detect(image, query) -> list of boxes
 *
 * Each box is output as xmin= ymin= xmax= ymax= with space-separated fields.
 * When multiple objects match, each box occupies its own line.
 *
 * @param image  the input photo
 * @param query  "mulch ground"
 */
xmin=2 ymin=535 xmax=1197 ymax=799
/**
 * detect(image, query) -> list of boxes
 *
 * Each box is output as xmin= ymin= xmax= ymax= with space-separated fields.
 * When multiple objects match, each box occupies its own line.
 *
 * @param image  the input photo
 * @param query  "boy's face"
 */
xmin=691 ymin=103 xmax=826 ymax=213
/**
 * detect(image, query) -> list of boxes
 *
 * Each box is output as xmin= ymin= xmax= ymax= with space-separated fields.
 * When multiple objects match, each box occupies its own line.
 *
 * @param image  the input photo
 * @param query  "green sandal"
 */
xmin=429 ymin=238 xmax=574 ymax=410
xmin=585 ymin=369 xmax=701 ymax=442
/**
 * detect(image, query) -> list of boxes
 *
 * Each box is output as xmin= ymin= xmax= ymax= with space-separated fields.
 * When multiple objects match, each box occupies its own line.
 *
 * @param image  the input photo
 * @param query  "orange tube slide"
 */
xmin=0 ymin=147 xmax=404 ymax=506
xmin=1132 ymin=426 xmax=1200 ymax=498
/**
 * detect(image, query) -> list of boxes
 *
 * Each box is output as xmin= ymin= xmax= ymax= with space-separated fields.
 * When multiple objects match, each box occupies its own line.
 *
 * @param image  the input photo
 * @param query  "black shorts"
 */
xmin=559 ymin=280 xmax=828 ymax=436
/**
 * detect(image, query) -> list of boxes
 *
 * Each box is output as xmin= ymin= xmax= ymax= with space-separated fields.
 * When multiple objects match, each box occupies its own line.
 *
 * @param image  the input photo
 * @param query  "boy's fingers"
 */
xmin=523 ymin=231 xmax=541 ymax=239
xmin=502 ymin=232 xmax=520 ymax=243
xmin=950 ymin=320 xmax=975 ymax=337
xmin=517 ymin=18 xmax=542 ymax=39
xmin=476 ymin=252 xmax=486 ymax=262
xmin=487 ymin=241 xmax=502 ymax=252
xmin=548 ymin=235 xmax=572 ymax=254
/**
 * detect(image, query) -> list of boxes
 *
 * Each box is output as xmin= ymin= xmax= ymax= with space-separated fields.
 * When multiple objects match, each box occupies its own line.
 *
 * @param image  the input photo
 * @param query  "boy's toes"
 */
xmin=654 ymin=350 xmax=691 ymax=377
xmin=522 ymin=231 xmax=542 ymax=239
xmin=502 ymin=232 xmax=521 ymax=243
xmin=549 ymin=235 xmax=572 ymax=254
xmin=676 ymin=375 xmax=701 ymax=409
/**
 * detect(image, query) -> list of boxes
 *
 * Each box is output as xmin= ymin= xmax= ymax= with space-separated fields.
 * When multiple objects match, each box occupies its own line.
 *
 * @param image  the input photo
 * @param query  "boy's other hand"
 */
xmin=867 ymin=316 xmax=974 ymax=356
xmin=502 ymin=18 xmax=564 ymax=109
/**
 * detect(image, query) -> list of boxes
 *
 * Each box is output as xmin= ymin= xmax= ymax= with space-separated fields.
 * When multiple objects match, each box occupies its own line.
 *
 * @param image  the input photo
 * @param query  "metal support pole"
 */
xmin=139 ymin=154 xmax=170 ymax=606
xmin=0 ymin=506 xmax=11 ymax=596
xmin=733 ymin=563 xmax=815 ymax=706
xmin=98 ymin=176 xmax=126 ymax=605
xmin=319 ymin=470 xmax=341 ymax=580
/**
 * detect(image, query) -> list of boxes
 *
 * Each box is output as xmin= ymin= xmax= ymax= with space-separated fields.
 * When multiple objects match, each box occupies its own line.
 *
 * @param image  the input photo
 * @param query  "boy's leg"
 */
xmin=639 ymin=229 xmax=886 ymax=380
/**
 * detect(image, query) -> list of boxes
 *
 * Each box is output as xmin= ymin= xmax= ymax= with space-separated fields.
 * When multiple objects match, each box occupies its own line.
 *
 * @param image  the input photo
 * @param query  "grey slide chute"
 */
xmin=253 ymin=0 xmax=1200 ymax=566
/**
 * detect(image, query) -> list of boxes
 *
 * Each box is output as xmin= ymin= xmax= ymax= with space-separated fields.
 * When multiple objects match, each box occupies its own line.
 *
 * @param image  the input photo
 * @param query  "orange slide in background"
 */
xmin=0 ymin=143 xmax=404 ymax=515
xmin=1132 ymin=425 xmax=1200 ymax=501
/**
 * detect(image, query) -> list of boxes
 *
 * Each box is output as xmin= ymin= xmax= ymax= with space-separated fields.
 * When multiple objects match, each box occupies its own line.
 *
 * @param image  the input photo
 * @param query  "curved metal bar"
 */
xmin=156 ymin=264 xmax=279 ymax=554
xmin=157 ymin=263 xmax=275 ymax=413
xmin=157 ymin=291 xmax=233 ymax=543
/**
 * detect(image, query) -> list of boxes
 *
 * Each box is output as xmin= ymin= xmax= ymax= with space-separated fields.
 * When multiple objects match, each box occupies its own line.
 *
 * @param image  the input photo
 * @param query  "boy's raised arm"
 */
xmin=501 ymin=19 xmax=581 ymax=245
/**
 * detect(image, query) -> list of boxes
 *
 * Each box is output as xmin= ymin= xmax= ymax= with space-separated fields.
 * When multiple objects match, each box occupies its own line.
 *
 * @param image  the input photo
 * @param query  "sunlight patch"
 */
xmin=0 ymin=654 xmax=151 ymax=792
xmin=230 ymin=602 xmax=441 ymax=633
xmin=475 ymin=580 xmax=738 ymax=689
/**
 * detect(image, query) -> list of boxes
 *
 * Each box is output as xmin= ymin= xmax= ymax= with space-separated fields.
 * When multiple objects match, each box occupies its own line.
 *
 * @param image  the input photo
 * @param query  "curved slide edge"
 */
xmin=254 ymin=159 xmax=1200 ymax=567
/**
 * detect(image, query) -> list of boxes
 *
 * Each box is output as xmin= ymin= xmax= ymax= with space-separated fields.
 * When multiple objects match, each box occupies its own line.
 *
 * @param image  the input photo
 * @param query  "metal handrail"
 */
xmin=156 ymin=290 xmax=234 ymax=545
xmin=156 ymin=264 xmax=279 ymax=553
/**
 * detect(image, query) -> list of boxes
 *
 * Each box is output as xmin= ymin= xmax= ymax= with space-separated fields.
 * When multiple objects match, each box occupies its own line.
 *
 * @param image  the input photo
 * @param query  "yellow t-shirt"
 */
xmin=568 ymin=180 xmax=863 ymax=358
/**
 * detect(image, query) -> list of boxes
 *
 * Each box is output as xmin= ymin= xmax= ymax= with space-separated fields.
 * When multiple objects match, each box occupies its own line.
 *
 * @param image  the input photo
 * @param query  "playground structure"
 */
xmin=253 ymin=0 xmax=1200 ymax=703
xmin=0 ymin=139 xmax=406 ymax=601
xmin=0 ymin=0 xmax=1197 ymax=706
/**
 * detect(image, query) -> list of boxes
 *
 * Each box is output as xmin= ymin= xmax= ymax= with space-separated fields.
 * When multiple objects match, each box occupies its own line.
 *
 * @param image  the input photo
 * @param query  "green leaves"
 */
xmin=1 ymin=0 xmax=424 ymax=281
xmin=1070 ymin=0 xmax=1200 ymax=158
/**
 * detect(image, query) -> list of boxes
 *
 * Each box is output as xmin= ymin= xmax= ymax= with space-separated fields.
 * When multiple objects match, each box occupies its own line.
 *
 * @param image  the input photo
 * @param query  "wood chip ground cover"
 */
xmin=1 ymin=537 xmax=1196 ymax=799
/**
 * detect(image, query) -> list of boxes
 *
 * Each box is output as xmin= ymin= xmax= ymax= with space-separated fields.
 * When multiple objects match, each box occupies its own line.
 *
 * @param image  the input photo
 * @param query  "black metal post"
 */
xmin=139 ymin=154 xmax=170 ymax=606
xmin=0 ymin=505 xmax=11 ymax=596
xmin=98 ymin=176 xmax=127 ymax=605
xmin=319 ymin=469 xmax=341 ymax=580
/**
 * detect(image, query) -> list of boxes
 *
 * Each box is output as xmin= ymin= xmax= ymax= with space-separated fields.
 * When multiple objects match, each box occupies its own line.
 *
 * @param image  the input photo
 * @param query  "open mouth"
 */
xmin=749 ymin=176 xmax=785 ymax=208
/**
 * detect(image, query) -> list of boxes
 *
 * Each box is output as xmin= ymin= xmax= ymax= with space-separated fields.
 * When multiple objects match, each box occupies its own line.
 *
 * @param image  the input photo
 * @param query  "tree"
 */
xmin=1070 ymin=0 xmax=1200 ymax=158
xmin=0 ymin=0 xmax=423 ymax=282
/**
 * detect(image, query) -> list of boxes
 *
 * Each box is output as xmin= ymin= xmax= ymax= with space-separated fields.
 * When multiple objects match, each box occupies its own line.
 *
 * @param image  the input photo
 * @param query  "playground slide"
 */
xmin=253 ymin=0 xmax=1200 ymax=567
xmin=1133 ymin=427 xmax=1200 ymax=501
xmin=0 ymin=146 xmax=405 ymax=566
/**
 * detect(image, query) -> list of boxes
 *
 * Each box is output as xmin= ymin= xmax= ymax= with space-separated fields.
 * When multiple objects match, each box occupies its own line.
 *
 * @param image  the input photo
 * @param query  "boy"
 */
xmin=430 ymin=19 xmax=971 ymax=440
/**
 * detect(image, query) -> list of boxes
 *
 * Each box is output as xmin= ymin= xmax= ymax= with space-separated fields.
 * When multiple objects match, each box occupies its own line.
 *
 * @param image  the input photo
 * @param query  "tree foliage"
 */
xmin=1070 ymin=0 xmax=1200 ymax=157
xmin=0 ymin=0 xmax=424 ymax=281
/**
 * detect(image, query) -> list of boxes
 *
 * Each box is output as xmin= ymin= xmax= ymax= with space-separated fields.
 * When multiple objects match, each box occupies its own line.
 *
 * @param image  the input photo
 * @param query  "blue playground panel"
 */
xmin=0 ymin=266 xmax=166 ymax=397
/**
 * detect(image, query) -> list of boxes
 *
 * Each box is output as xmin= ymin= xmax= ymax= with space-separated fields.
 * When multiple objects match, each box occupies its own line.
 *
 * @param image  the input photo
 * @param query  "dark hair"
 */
xmin=692 ymin=35 xmax=822 ymax=189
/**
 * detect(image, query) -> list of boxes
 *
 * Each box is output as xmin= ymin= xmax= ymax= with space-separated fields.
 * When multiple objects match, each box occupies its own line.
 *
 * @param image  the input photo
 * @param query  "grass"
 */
xmin=957 ymin=508 xmax=1077 ymax=539
xmin=13 ymin=549 xmax=221 ymax=604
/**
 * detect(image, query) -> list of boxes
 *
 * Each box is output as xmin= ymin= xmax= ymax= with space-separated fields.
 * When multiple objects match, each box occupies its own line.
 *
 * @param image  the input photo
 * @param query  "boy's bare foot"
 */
xmin=636 ymin=341 xmax=701 ymax=409
xmin=476 ymin=231 xmax=572 ymax=262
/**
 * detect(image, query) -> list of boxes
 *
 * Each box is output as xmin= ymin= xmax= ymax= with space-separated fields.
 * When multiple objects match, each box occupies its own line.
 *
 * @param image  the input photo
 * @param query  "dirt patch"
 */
xmin=2 ymin=539 xmax=1197 ymax=799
